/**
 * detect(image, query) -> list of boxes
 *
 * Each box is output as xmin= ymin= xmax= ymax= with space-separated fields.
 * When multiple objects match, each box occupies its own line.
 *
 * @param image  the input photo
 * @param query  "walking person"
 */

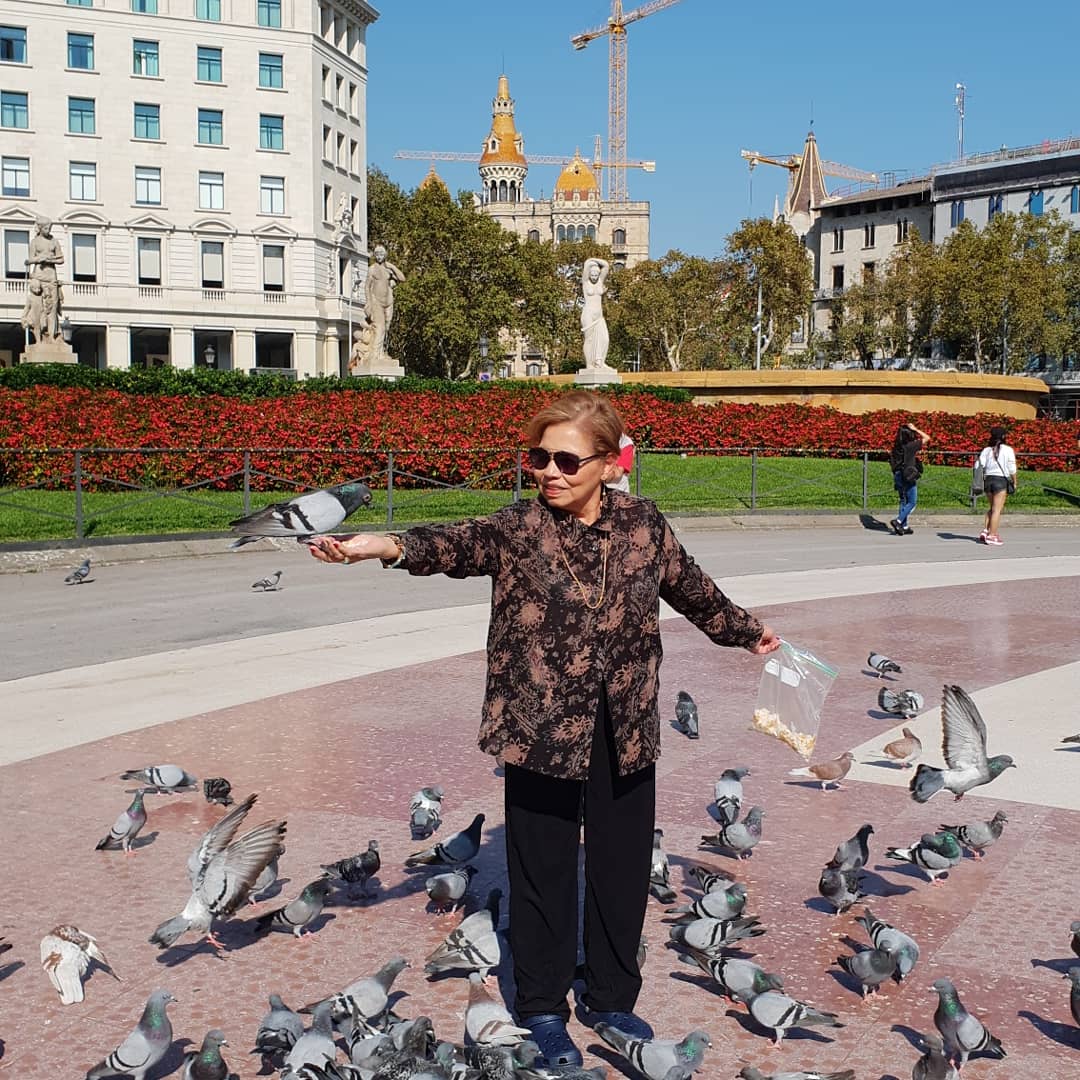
xmin=888 ymin=421 xmax=932 ymax=535
xmin=309 ymin=391 xmax=780 ymax=1069
xmin=977 ymin=425 xmax=1017 ymax=546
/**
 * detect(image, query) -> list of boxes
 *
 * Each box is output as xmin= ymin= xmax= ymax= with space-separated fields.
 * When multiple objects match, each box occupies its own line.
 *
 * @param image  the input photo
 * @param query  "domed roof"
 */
xmin=555 ymin=150 xmax=598 ymax=196
xmin=418 ymin=162 xmax=447 ymax=192
xmin=479 ymin=74 xmax=526 ymax=167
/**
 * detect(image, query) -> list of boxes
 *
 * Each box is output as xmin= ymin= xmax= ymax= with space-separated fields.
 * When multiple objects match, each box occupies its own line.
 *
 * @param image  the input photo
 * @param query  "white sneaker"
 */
xmin=985 ymin=534 xmax=1004 ymax=546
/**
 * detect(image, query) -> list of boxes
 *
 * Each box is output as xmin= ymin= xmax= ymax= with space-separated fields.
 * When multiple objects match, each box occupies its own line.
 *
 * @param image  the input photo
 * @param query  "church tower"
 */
xmin=478 ymin=74 xmax=527 ymax=204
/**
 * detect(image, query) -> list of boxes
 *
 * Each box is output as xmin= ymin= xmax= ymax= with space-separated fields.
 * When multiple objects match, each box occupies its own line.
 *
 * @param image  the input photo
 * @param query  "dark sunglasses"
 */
xmin=527 ymin=447 xmax=605 ymax=476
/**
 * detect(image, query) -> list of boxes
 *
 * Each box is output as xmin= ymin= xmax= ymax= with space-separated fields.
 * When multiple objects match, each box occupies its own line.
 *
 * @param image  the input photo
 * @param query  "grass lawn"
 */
xmin=0 ymin=455 xmax=1076 ymax=543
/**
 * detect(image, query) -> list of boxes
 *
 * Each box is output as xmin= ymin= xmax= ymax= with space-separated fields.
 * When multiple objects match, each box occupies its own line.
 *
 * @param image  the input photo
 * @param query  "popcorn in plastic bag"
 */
xmin=752 ymin=641 xmax=838 ymax=760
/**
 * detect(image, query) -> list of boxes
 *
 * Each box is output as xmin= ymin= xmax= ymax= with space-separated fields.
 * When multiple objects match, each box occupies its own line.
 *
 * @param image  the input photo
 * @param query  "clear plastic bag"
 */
xmin=752 ymin=641 xmax=838 ymax=760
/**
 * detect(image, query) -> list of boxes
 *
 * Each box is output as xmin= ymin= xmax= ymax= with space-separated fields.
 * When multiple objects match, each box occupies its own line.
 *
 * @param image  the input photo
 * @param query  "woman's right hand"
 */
xmin=308 ymin=534 xmax=398 ymax=565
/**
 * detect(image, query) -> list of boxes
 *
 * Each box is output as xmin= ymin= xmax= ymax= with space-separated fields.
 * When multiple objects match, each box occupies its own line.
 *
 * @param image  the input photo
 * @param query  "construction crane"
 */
xmin=740 ymin=149 xmax=878 ymax=184
xmin=571 ymin=0 xmax=681 ymax=203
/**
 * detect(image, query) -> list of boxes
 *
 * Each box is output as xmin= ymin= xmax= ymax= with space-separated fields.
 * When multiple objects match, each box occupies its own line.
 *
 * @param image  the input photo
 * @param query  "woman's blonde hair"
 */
xmin=524 ymin=391 xmax=624 ymax=455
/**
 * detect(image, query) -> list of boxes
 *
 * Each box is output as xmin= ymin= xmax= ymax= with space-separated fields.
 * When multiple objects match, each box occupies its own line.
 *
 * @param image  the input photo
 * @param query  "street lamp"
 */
xmin=204 ymin=342 xmax=216 ymax=368
xmin=60 ymin=316 xmax=73 ymax=345
xmin=478 ymin=334 xmax=492 ymax=381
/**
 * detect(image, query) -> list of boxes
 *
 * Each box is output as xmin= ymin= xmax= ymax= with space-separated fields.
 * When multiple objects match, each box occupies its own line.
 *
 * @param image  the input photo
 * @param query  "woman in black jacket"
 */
xmin=888 ymin=422 xmax=931 ymax=535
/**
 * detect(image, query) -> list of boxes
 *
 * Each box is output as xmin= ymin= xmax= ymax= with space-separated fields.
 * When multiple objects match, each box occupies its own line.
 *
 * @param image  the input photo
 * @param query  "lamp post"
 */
xmin=753 ymin=277 xmax=764 ymax=371
xmin=478 ymin=334 xmax=492 ymax=381
xmin=204 ymin=341 xmax=216 ymax=369
xmin=60 ymin=316 xmax=73 ymax=345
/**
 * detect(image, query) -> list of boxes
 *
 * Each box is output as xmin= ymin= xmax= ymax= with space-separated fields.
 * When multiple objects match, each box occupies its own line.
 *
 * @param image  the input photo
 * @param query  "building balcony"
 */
xmin=813 ymin=287 xmax=845 ymax=301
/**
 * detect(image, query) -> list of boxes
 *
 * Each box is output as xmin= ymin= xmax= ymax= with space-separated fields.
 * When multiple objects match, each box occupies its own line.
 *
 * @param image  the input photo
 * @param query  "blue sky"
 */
xmin=367 ymin=1 xmax=1078 ymax=258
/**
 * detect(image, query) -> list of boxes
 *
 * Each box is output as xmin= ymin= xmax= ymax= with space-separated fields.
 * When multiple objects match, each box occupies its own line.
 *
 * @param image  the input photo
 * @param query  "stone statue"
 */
xmin=349 ymin=316 xmax=377 ymax=374
xmin=363 ymin=244 xmax=405 ymax=364
xmin=581 ymin=257 xmax=613 ymax=371
xmin=23 ymin=217 xmax=65 ymax=343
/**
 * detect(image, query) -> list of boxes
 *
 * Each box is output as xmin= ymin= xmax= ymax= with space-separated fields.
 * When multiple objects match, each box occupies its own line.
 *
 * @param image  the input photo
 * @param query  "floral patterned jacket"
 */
xmin=391 ymin=489 xmax=764 ymax=780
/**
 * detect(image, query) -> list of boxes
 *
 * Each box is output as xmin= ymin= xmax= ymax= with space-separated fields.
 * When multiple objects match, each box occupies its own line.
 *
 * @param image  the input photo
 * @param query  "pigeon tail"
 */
xmin=149 ymin=915 xmax=192 ymax=949
xmin=228 ymin=536 xmax=261 ymax=551
xmin=594 ymin=1023 xmax=633 ymax=1056
xmin=910 ymin=764 xmax=946 ymax=803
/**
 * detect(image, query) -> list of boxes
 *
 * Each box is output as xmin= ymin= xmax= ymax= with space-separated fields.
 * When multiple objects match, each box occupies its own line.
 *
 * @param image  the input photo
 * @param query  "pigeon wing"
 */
xmin=40 ymin=932 xmax=89 ymax=1004
xmin=940 ymin=686 xmax=989 ymax=772
xmin=187 ymin=792 xmax=257 ymax=883
xmin=229 ymin=490 xmax=344 ymax=538
xmin=198 ymin=819 xmax=286 ymax=916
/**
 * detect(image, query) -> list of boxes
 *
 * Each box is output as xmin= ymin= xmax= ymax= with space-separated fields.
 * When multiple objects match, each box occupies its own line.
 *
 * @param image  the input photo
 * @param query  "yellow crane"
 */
xmin=740 ymin=149 xmax=878 ymax=184
xmin=571 ymin=0 xmax=682 ymax=203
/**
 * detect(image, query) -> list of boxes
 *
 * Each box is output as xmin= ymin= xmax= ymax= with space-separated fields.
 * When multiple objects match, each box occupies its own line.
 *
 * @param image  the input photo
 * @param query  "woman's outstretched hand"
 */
xmin=308 ymin=534 xmax=398 ymax=565
xmin=750 ymin=624 xmax=782 ymax=655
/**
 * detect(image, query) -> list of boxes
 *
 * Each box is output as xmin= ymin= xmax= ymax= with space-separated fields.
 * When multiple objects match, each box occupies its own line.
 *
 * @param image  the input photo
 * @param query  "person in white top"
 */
xmin=977 ymin=425 xmax=1017 ymax=546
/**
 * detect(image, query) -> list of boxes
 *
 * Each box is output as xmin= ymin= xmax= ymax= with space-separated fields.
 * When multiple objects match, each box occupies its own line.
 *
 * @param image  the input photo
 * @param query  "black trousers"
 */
xmin=504 ymin=688 xmax=655 ymax=1021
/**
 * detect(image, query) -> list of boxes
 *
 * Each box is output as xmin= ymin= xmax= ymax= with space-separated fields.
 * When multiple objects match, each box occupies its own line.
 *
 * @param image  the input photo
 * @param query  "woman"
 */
xmin=888 ymin=421 xmax=931 ymax=535
xmin=581 ymin=258 xmax=612 ymax=371
xmin=309 ymin=391 xmax=779 ymax=1069
xmin=977 ymin=425 xmax=1017 ymax=546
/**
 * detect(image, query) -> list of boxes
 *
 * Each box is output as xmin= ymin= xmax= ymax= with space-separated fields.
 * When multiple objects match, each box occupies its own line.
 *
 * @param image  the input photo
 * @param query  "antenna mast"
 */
xmin=954 ymin=82 xmax=966 ymax=160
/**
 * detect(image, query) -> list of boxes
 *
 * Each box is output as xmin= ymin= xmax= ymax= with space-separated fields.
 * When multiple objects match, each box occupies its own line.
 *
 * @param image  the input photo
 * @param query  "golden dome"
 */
xmin=555 ymin=150 xmax=598 ymax=196
xmin=418 ymin=162 xmax=447 ymax=192
xmin=479 ymin=73 xmax=526 ymax=167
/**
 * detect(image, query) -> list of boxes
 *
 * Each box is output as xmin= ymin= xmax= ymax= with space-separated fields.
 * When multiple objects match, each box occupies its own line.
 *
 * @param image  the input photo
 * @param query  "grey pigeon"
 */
xmin=425 ymin=865 xmax=477 ymax=912
xmin=788 ymin=752 xmax=855 ymax=792
xmin=410 ymin=786 xmax=445 ymax=841
xmin=120 ymin=764 xmax=198 ymax=793
xmin=673 ymin=690 xmax=699 ymax=739
xmin=252 ymin=569 xmax=283 ymax=591
xmin=666 ymin=882 xmax=746 ymax=922
xmin=1065 ymin=967 xmax=1080 ymax=1027
xmin=912 ymin=1032 xmax=958 ymax=1080
xmin=649 ymin=828 xmax=677 ymax=904
xmin=203 ymin=777 xmax=234 ymax=806
xmin=910 ymin=685 xmax=1016 ymax=802
xmin=322 ymin=839 xmax=381 ymax=899
xmin=594 ymin=1025 xmax=711 ymax=1080
xmin=867 ymin=652 xmax=901 ymax=677
xmin=740 ymin=990 xmax=843 ymax=1044
xmin=229 ymin=481 xmax=373 ymax=549
xmin=668 ymin=915 xmax=764 ymax=952
xmin=465 ymin=972 xmax=531 ymax=1046
xmin=283 ymin=1003 xmax=337 ymax=1075
xmin=186 ymin=792 xmax=259 ymax=884
xmin=96 ymin=788 xmax=149 ymax=855
xmin=255 ymin=877 xmax=333 ymax=937
xmin=938 ymin=810 xmax=1008 ymax=859
xmin=406 ymin=813 xmax=484 ymax=867
xmin=65 ymin=557 xmax=92 ymax=584
xmin=675 ymin=951 xmax=782 ymax=1002
xmin=302 ymin=957 xmax=410 ymax=1023
xmin=183 ymin=1029 xmax=230 ymax=1080
xmin=1072 ymin=920 xmax=1080 ymax=958
xmin=931 ymin=977 xmax=1005 ymax=1068
xmin=369 ymin=1016 xmax=435 ymax=1079
xmin=855 ymin=907 xmax=920 ymax=981
xmin=835 ymin=946 xmax=897 ymax=998
xmin=40 ymin=924 xmax=119 ymax=1005
xmin=252 ymin=993 xmax=304 ymax=1064
xmin=883 ymin=727 xmax=923 ymax=768
xmin=886 ymin=831 xmax=963 ymax=885
xmin=701 ymin=805 xmax=764 ymax=859
xmin=739 ymin=1069 xmax=854 ymax=1080
xmin=85 ymin=988 xmax=176 ymax=1080
xmin=688 ymin=865 xmax=735 ymax=894
xmin=828 ymin=823 xmax=874 ymax=871
xmin=424 ymin=888 xmax=502 ymax=979
xmin=818 ymin=866 xmax=864 ymax=915
xmin=1063 ymin=734 xmax=1080 ymax=745
xmin=712 ymin=767 xmax=750 ymax=826
xmin=878 ymin=688 xmax=925 ymax=718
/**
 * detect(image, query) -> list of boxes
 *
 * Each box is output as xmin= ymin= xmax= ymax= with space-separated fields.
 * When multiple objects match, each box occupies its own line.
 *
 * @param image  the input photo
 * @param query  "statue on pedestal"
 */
xmin=581 ymin=257 xmax=614 ymax=372
xmin=364 ymin=245 xmax=405 ymax=365
xmin=22 ymin=217 xmax=65 ymax=343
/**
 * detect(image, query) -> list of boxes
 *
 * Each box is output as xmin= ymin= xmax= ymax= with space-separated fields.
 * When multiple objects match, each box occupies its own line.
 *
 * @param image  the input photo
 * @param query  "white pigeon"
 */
xmin=40 ymin=925 xmax=119 ymax=1004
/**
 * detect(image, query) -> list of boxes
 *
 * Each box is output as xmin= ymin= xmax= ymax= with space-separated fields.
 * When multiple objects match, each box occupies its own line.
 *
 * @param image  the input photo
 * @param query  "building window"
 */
xmin=69 ymin=161 xmax=97 ymax=200
xmin=133 ymin=39 xmax=159 ymax=76
xmin=1 ymin=155 xmax=29 ymax=197
xmin=322 ymin=124 xmax=332 ymax=159
xmin=863 ymin=223 xmax=875 ymax=248
xmin=259 ymin=52 xmax=283 ymax=88
xmin=1072 ymin=186 xmax=1080 ymax=215
xmin=68 ymin=96 xmax=96 ymax=134
xmin=831 ymin=227 xmax=844 ymax=253
xmin=71 ymin=233 xmax=97 ymax=282
xmin=134 ymin=102 xmax=160 ymax=140
xmin=336 ymin=132 xmax=345 ymax=166
xmin=1029 ymin=189 xmax=1044 ymax=216
xmin=612 ymin=227 xmax=626 ymax=247
xmin=949 ymin=200 xmax=965 ymax=228
xmin=67 ymin=32 xmax=94 ymax=69
xmin=896 ymin=217 xmax=910 ymax=242
xmin=197 ymin=46 xmax=222 ymax=83
xmin=987 ymin=193 xmax=1003 ymax=220
xmin=349 ymin=82 xmax=358 ymax=116
xmin=831 ymin=265 xmax=844 ymax=291
xmin=259 ymin=175 xmax=284 ymax=214
xmin=198 ymin=108 xmax=223 ymax=145
xmin=137 ymin=236 xmax=161 ymax=284
xmin=131 ymin=0 xmax=158 ymax=12
xmin=556 ymin=224 xmax=565 ymax=243
xmin=322 ymin=184 xmax=332 ymax=221
xmin=262 ymin=243 xmax=284 ymax=291
xmin=0 ymin=90 xmax=27 ymax=128
xmin=349 ymin=139 xmax=358 ymax=172
xmin=0 ymin=26 xmax=27 ymax=64
xmin=321 ymin=65 xmax=331 ymax=100
xmin=200 ymin=240 xmax=224 ymax=288
xmin=258 ymin=0 xmax=282 ymax=27
xmin=135 ymin=165 xmax=161 ymax=205
xmin=195 ymin=0 xmax=221 ymax=20
xmin=198 ymin=170 xmax=224 ymax=210
xmin=587 ymin=225 xmax=596 ymax=241
xmin=259 ymin=113 xmax=283 ymax=150
xmin=527 ymin=229 xmax=540 ymax=243
xmin=4 ymin=228 xmax=30 ymax=278
xmin=863 ymin=261 xmax=876 ymax=280
xmin=67 ymin=0 xmax=92 ymax=5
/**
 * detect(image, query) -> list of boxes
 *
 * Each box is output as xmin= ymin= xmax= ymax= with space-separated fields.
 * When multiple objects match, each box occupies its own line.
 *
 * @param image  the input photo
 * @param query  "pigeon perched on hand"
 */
xmin=405 ymin=813 xmax=484 ymax=867
xmin=85 ymin=989 xmax=176 ymax=1080
xmin=701 ymin=806 xmax=764 ymax=859
xmin=595 ymin=1025 xmax=711 ymax=1080
xmin=878 ymin=688 xmax=924 ymax=718
xmin=301 ymin=956 xmax=409 ymax=1024
xmin=666 ymin=882 xmax=747 ymax=922
xmin=96 ymin=788 xmax=149 ymax=855
xmin=883 ymin=727 xmax=923 ymax=768
xmin=322 ymin=839 xmax=381 ymax=899
xmin=252 ymin=993 xmax=304 ymax=1066
xmin=228 ymin=482 xmax=373 ymax=549
xmin=1065 ymin=967 xmax=1080 ymax=1027
xmin=120 ymin=764 xmax=197 ymax=793
xmin=183 ymin=1029 xmax=230 ymax=1080
xmin=675 ymin=952 xmax=781 ymax=1003
xmin=40 ymin=925 xmax=119 ymax=1004
xmin=739 ymin=1069 xmax=854 ymax=1080
xmin=424 ymin=888 xmax=502 ymax=979
xmin=409 ymin=786 xmax=445 ymax=840
xmin=425 ymin=865 xmax=477 ymax=913
xmin=789 ymin=751 xmax=854 ymax=792
xmin=912 ymin=1032 xmax=959 ymax=1080
xmin=910 ymin=685 xmax=1016 ymax=802
xmin=854 ymin=907 xmax=919 ymax=981
xmin=254 ymin=877 xmax=332 ymax=938
xmin=65 ymin=557 xmax=91 ymax=585
xmin=867 ymin=652 xmax=902 ymax=677
xmin=828 ymin=823 xmax=874 ymax=871
xmin=465 ymin=971 xmax=532 ymax=1046
xmin=203 ymin=777 xmax=234 ymax=807
xmin=835 ymin=946 xmax=897 ymax=998
xmin=886 ymin=831 xmax=963 ymax=885
xmin=931 ymin=977 xmax=1006 ymax=1069
xmin=251 ymin=570 xmax=283 ymax=591
xmin=673 ymin=691 xmax=699 ymax=739
xmin=649 ymin=828 xmax=677 ymax=904
xmin=712 ymin=767 xmax=750 ymax=826
xmin=938 ymin=810 xmax=1008 ymax=859
xmin=668 ymin=915 xmax=764 ymax=952
xmin=739 ymin=989 xmax=843 ymax=1044
xmin=818 ymin=866 xmax=864 ymax=915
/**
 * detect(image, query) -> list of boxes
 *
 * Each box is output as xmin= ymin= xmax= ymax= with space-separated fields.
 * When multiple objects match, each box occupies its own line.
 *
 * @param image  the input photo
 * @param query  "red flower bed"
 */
xmin=0 ymin=387 xmax=1075 ymax=490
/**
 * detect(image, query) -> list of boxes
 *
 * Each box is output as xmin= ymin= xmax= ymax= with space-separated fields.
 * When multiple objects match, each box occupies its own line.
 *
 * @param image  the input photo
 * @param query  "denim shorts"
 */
xmin=984 ymin=476 xmax=1009 ymax=495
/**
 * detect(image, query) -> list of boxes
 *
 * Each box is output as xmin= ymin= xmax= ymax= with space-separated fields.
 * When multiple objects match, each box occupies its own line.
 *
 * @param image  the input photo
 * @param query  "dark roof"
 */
xmin=820 ymin=179 xmax=931 ymax=209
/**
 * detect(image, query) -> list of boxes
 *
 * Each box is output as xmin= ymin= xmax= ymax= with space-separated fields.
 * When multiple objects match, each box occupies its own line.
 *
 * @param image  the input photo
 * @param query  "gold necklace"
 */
xmin=557 ymin=535 xmax=609 ymax=610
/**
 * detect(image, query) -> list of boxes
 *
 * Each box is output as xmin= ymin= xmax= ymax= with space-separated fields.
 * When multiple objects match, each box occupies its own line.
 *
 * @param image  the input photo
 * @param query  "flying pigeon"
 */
xmin=700 ymin=806 xmax=764 ymax=859
xmin=251 ymin=569 xmax=283 ymax=591
xmin=878 ymin=687 xmax=924 ymax=718
xmin=738 ymin=989 xmax=844 ymax=1044
xmin=425 ymin=865 xmax=478 ymax=913
xmin=668 ymin=915 xmax=764 ymax=953
xmin=912 ymin=1032 xmax=959 ymax=1080
xmin=410 ymin=786 xmax=445 ymax=840
xmin=649 ymin=828 xmax=677 ymax=904
xmin=789 ymin=752 xmax=854 ymax=792
xmin=1065 ymin=968 xmax=1080 ymax=1027
xmin=282 ymin=1003 xmax=337 ymax=1075
xmin=424 ymin=888 xmax=502 ymax=979
xmin=65 ymin=557 xmax=91 ymax=585
xmin=854 ymin=907 xmax=920 ymax=981
xmin=828 ymin=823 xmax=874 ymax=871
xmin=818 ymin=866 xmax=864 ymax=915
xmin=252 ymin=993 xmax=304 ymax=1066
xmin=938 ymin=810 xmax=1008 ymax=859
xmin=96 ymin=788 xmax=149 ymax=855
xmin=688 ymin=865 xmax=735 ymax=894
xmin=228 ymin=481 xmax=373 ymax=549
xmin=183 ymin=1029 xmax=230 ymax=1080
xmin=254 ymin=877 xmax=333 ymax=938
xmin=595 ymin=1025 xmax=711 ymax=1080
xmin=835 ymin=946 xmax=897 ymax=998
xmin=203 ymin=777 xmax=234 ymax=807
xmin=322 ymin=839 xmax=381 ymax=899
xmin=120 ymin=764 xmax=197 ymax=793
xmin=465 ymin=972 xmax=532 ymax=1046
xmin=910 ymin=685 xmax=1016 ymax=802
xmin=666 ymin=882 xmax=747 ymax=922
xmin=738 ymin=1069 xmax=855 ymax=1080
xmin=886 ymin=831 xmax=963 ymax=885
xmin=85 ymin=989 xmax=176 ymax=1080
xmin=405 ymin=813 xmax=484 ymax=867
xmin=673 ymin=691 xmax=700 ymax=739
xmin=882 ymin=727 xmax=923 ymax=768
xmin=301 ymin=957 xmax=410 ymax=1024
xmin=712 ymin=767 xmax=750 ymax=826
xmin=675 ymin=952 xmax=782 ymax=1003
xmin=40 ymin=925 xmax=119 ymax=1005
xmin=931 ymin=977 xmax=1006 ymax=1069
xmin=867 ymin=652 xmax=902 ymax=677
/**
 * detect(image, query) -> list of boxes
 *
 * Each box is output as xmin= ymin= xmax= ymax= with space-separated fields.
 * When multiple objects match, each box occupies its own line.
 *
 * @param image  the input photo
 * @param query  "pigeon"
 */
xmin=828 ymin=823 xmax=874 ymax=871
xmin=878 ymin=688 xmax=925 ymax=718
xmin=649 ymin=828 xmax=677 ymax=904
xmin=410 ymin=786 xmax=445 ymax=840
xmin=883 ymin=727 xmax=923 ymax=768
xmin=252 ymin=993 xmax=305 ymax=1064
xmin=886 ymin=831 xmax=963 ymax=885
xmin=738 ymin=1070 xmax=854 ymax=1080
xmin=424 ymin=888 xmax=502 ymax=979
xmin=788 ymin=751 xmax=855 ymax=792
xmin=250 ymin=844 xmax=284 ymax=902
xmin=594 ymin=1025 xmax=711 ymax=1080
xmin=65 ymin=557 xmax=92 ymax=584
xmin=0 ymin=936 xmax=10 ymax=957
xmin=85 ymin=989 xmax=176 ymax=1080
xmin=322 ymin=840 xmax=381 ymax=900
xmin=910 ymin=685 xmax=1016 ymax=803
xmin=405 ymin=813 xmax=484 ymax=867
xmin=1072 ymin=920 xmax=1080 ymax=958
xmin=836 ymin=946 xmax=897 ymax=998
xmin=465 ymin=972 xmax=532 ymax=1046
xmin=203 ymin=777 xmax=234 ymax=807
xmin=675 ymin=951 xmax=782 ymax=1003
xmin=1065 ymin=968 xmax=1080 ymax=1027
xmin=40 ymin=924 xmax=119 ymax=1005
xmin=912 ymin=1032 xmax=959 ymax=1080
xmin=938 ymin=811 xmax=1008 ymax=859
xmin=185 ymin=792 xmax=258 ymax=884
xmin=369 ymin=1016 xmax=435 ymax=1078
xmin=183 ymin=1029 xmax=230 ymax=1080
xmin=712 ymin=767 xmax=750 ymax=826
xmin=701 ymin=806 xmax=764 ymax=859
xmin=96 ymin=788 xmax=149 ymax=855
xmin=252 ymin=569 xmax=283 ymax=591
xmin=854 ymin=907 xmax=920 ymax=981
xmin=1063 ymin=734 xmax=1080 ymax=744
xmin=818 ymin=866 xmax=864 ymax=915
xmin=425 ymin=865 xmax=478 ymax=913
xmin=228 ymin=481 xmax=373 ymax=548
xmin=673 ymin=691 xmax=699 ymax=738
xmin=302 ymin=957 xmax=410 ymax=1023
xmin=739 ymin=989 xmax=844 ymax=1045
xmin=931 ymin=978 xmax=1006 ymax=1068
xmin=255 ymin=877 xmax=333 ymax=938
xmin=867 ymin=652 xmax=902 ymax=677
xmin=688 ymin=865 xmax=735 ymax=894
xmin=283 ymin=1003 xmax=337 ymax=1075
xmin=666 ymin=882 xmax=747 ymax=922
xmin=668 ymin=915 xmax=765 ymax=952
xmin=120 ymin=764 xmax=198 ymax=793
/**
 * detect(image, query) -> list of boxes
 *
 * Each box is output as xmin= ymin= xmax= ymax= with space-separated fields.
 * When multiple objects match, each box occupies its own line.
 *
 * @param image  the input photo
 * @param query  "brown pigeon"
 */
xmin=788 ymin=751 xmax=855 ymax=791
xmin=883 ymin=726 xmax=923 ymax=768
